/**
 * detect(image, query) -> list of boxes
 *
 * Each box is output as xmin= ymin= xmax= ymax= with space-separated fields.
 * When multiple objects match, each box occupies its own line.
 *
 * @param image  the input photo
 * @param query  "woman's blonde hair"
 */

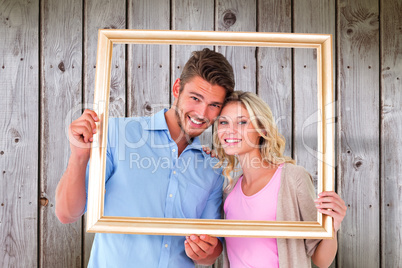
xmin=213 ymin=91 xmax=295 ymax=190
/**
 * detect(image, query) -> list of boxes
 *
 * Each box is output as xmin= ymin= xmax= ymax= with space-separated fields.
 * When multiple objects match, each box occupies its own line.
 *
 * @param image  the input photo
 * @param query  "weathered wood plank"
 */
xmin=380 ymin=0 xmax=402 ymax=267
xmin=40 ymin=0 xmax=83 ymax=267
xmin=337 ymin=1 xmax=380 ymax=267
xmin=172 ymin=0 xmax=215 ymax=147
xmin=216 ymin=0 xmax=257 ymax=93
xmin=257 ymin=0 xmax=292 ymax=158
xmin=293 ymin=0 xmax=335 ymax=189
xmin=0 ymin=0 xmax=39 ymax=267
xmin=127 ymin=0 xmax=170 ymax=117
xmin=83 ymin=0 xmax=126 ymax=266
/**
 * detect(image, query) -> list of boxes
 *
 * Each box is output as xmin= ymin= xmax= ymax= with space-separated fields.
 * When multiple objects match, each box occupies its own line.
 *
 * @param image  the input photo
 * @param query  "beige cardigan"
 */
xmin=276 ymin=163 xmax=322 ymax=268
xmin=222 ymin=163 xmax=322 ymax=268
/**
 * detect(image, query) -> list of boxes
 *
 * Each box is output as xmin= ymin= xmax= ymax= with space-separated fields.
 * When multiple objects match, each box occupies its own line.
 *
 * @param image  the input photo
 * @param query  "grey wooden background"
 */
xmin=1 ymin=0 xmax=401 ymax=267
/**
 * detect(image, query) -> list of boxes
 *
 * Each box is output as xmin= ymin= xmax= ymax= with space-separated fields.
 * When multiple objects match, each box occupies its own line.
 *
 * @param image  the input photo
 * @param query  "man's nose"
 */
xmin=196 ymin=104 xmax=208 ymax=120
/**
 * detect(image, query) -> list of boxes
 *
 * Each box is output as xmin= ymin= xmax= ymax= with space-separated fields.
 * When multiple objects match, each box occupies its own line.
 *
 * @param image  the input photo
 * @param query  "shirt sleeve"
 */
xmin=296 ymin=168 xmax=322 ymax=257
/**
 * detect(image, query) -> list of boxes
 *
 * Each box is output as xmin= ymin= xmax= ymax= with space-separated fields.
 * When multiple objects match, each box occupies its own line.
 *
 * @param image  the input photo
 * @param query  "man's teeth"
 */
xmin=189 ymin=116 xmax=203 ymax=125
xmin=225 ymin=139 xmax=241 ymax=143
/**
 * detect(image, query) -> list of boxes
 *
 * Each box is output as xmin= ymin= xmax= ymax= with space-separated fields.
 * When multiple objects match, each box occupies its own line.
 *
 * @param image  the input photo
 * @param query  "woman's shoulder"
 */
xmin=281 ymin=163 xmax=314 ymax=187
xmin=282 ymin=162 xmax=310 ymax=177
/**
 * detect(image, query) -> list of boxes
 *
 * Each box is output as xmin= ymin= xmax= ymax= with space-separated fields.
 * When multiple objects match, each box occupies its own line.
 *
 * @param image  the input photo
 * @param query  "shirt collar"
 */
xmin=144 ymin=108 xmax=169 ymax=131
xmin=145 ymin=109 xmax=203 ymax=152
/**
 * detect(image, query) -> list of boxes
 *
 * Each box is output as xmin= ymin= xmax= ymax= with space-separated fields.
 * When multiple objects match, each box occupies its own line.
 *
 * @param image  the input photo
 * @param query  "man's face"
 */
xmin=173 ymin=76 xmax=226 ymax=139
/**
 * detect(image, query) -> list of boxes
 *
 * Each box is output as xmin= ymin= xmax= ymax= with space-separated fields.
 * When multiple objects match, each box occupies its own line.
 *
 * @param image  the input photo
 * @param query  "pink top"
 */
xmin=224 ymin=164 xmax=283 ymax=268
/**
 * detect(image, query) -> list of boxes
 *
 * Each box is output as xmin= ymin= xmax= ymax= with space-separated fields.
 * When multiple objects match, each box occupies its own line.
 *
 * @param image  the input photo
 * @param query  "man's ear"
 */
xmin=172 ymin=78 xmax=181 ymax=99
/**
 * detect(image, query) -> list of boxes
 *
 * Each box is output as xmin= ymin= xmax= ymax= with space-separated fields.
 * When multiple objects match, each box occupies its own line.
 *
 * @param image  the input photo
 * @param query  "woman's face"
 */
xmin=217 ymin=102 xmax=261 ymax=157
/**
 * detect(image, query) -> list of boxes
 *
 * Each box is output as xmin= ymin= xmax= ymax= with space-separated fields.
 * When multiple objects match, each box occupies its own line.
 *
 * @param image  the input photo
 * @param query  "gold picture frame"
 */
xmin=87 ymin=29 xmax=334 ymax=239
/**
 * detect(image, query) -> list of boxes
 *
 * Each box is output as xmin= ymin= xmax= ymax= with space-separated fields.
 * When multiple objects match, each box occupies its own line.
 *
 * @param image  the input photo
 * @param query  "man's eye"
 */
xmin=191 ymin=96 xmax=199 ymax=101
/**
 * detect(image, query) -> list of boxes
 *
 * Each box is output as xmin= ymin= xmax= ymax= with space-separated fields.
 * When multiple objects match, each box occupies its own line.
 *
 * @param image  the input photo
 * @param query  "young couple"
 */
xmin=56 ymin=48 xmax=346 ymax=268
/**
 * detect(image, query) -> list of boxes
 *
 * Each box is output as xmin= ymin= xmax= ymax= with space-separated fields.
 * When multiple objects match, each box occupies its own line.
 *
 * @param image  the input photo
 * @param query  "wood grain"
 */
xmin=40 ymin=0 xmax=83 ymax=267
xmin=0 ymin=0 xmax=39 ymax=267
xmin=127 ymin=0 xmax=170 ymax=117
xmin=216 ymin=0 xmax=257 ymax=93
xmin=337 ymin=1 xmax=380 ymax=267
xmin=380 ymin=0 xmax=402 ymax=267
xmin=83 ymin=0 xmax=126 ymax=266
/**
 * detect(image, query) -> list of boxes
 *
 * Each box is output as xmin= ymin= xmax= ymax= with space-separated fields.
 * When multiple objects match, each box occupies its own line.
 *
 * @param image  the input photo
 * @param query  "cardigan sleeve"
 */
xmin=295 ymin=167 xmax=322 ymax=257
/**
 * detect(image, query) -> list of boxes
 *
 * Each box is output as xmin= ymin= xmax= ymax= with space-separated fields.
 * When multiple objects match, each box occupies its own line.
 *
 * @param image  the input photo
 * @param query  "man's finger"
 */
xmin=80 ymin=113 xmax=97 ymax=132
xmin=73 ymin=118 xmax=95 ymax=135
xmin=70 ymin=125 xmax=93 ymax=143
xmin=186 ymin=236 xmax=208 ymax=259
xmin=184 ymin=240 xmax=199 ymax=259
xmin=83 ymin=109 xmax=99 ymax=122
xmin=199 ymin=235 xmax=217 ymax=246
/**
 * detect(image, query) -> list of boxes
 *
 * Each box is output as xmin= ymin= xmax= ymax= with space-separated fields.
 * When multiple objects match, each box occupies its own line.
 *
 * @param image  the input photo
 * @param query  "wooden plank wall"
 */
xmin=0 ymin=0 xmax=39 ymax=267
xmin=337 ymin=1 xmax=381 ymax=267
xmin=0 ymin=0 xmax=401 ymax=267
xmin=380 ymin=1 xmax=402 ymax=267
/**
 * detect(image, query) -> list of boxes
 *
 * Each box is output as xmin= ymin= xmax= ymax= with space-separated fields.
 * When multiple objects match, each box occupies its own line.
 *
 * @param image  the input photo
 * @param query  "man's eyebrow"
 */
xmin=189 ymin=92 xmax=204 ymax=100
xmin=189 ymin=91 xmax=224 ymax=106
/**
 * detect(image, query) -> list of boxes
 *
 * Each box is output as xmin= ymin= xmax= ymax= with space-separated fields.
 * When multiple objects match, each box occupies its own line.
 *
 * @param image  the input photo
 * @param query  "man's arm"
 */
xmin=55 ymin=109 xmax=98 ymax=224
xmin=184 ymin=235 xmax=223 ymax=266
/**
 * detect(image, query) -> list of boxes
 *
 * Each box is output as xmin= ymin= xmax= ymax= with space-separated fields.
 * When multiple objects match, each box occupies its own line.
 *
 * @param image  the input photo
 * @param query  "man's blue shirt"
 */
xmin=85 ymin=109 xmax=223 ymax=268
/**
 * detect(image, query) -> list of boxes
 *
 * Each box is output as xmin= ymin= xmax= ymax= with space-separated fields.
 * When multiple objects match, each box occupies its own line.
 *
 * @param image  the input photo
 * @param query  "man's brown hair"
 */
xmin=179 ymin=48 xmax=235 ymax=96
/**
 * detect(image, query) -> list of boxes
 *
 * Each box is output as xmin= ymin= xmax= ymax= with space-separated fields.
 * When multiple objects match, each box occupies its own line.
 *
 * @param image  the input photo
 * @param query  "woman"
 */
xmin=210 ymin=91 xmax=346 ymax=268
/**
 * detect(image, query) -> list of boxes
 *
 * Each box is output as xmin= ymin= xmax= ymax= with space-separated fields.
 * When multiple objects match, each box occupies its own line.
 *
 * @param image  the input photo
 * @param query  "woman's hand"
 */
xmin=202 ymin=146 xmax=218 ymax=158
xmin=314 ymin=191 xmax=347 ymax=232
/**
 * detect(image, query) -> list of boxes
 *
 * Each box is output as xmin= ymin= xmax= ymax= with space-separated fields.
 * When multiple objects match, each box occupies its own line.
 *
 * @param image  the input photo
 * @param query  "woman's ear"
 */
xmin=258 ymin=128 xmax=267 ymax=137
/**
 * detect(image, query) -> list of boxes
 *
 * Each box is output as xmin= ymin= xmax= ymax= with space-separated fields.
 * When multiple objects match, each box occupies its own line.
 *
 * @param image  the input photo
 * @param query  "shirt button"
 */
xmin=169 ymin=194 xmax=173 ymax=198
xmin=172 ymin=149 xmax=176 ymax=152
xmin=173 ymin=171 xmax=176 ymax=175
xmin=165 ymin=244 xmax=168 ymax=248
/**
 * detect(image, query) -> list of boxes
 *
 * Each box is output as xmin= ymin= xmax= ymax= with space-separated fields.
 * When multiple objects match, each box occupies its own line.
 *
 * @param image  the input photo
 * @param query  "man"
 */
xmin=55 ymin=48 xmax=235 ymax=267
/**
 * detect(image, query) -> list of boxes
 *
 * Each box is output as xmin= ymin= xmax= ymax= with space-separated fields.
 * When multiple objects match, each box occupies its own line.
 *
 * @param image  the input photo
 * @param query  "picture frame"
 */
xmin=87 ymin=29 xmax=334 ymax=239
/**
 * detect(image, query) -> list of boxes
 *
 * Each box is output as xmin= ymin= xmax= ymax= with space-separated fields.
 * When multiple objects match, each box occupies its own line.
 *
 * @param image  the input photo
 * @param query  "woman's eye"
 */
xmin=239 ymin=120 xmax=247 ymax=125
xmin=219 ymin=120 xmax=228 ymax=125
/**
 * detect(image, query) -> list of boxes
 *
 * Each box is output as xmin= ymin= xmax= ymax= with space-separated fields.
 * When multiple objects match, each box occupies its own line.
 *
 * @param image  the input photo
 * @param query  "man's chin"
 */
xmin=186 ymin=127 xmax=208 ymax=138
